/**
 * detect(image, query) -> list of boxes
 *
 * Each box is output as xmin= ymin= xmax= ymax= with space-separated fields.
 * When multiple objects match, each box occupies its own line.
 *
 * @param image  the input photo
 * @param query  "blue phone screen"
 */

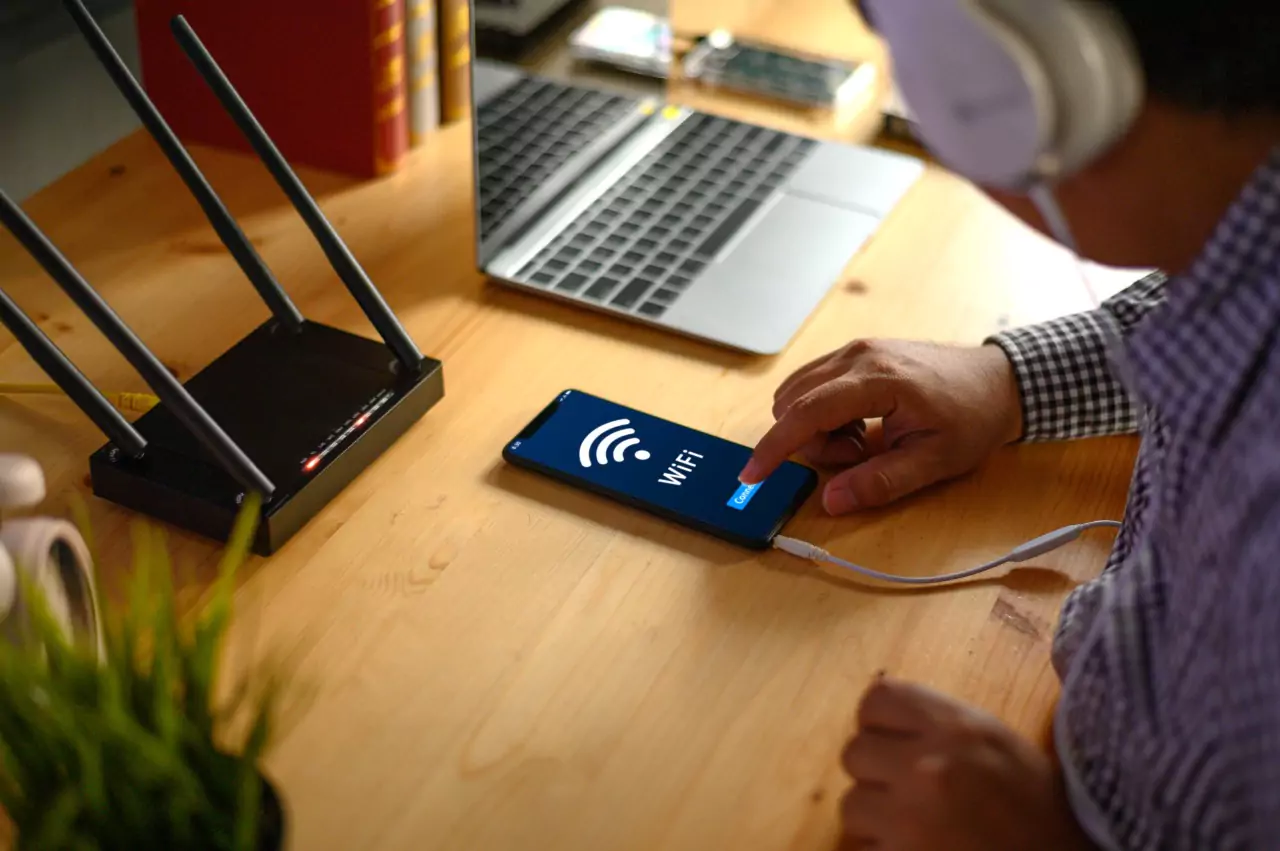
xmin=506 ymin=390 xmax=816 ymax=545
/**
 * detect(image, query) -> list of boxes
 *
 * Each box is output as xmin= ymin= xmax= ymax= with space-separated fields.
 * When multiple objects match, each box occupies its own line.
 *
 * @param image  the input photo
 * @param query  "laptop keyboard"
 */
xmin=515 ymin=112 xmax=817 ymax=320
xmin=477 ymin=78 xmax=640 ymax=241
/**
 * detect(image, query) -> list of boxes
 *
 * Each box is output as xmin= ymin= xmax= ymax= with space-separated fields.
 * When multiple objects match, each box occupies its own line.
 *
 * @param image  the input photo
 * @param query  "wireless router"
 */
xmin=0 ymin=1 xmax=444 ymax=555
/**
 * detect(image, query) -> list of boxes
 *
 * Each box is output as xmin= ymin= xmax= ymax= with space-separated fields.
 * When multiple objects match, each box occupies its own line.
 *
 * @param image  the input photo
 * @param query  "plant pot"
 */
xmin=259 ymin=774 xmax=287 ymax=851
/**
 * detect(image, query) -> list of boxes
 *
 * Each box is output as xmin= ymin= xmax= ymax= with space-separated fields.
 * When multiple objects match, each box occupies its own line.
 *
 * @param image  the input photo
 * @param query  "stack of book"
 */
xmin=134 ymin=0 xmax=475 ymax=179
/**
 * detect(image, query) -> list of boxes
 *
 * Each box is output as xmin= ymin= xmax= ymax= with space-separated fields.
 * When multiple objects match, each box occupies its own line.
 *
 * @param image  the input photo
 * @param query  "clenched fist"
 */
xmin=839 ymin=677 xmax=1096 ymax=851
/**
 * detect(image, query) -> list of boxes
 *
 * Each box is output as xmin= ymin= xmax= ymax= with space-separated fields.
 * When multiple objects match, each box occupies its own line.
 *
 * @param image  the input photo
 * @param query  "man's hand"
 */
xmin=739 ymin=341 xmax=1023 ymax=515
xmin=839 ymin=677 xmax=1096 ymax=851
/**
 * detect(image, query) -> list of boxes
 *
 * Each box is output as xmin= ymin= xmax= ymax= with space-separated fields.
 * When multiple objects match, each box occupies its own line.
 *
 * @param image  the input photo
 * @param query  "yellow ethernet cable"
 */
xmin=0 ymin=383 xmax=159 ymax=414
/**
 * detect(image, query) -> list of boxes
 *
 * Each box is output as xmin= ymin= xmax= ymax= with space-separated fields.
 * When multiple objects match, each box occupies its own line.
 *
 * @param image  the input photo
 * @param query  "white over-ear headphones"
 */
xmin=859 ymin=0 xmax=1145 ymax=190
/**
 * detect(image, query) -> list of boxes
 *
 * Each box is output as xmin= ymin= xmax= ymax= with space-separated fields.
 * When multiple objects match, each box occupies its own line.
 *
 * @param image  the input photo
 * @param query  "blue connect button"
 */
xmin=727 ymin=482 xmax=761 ymax=510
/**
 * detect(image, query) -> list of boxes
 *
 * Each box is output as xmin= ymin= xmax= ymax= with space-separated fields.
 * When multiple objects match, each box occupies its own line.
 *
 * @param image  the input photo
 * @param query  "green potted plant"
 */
xmin=0 ymin=492 xmax=295 ymax=850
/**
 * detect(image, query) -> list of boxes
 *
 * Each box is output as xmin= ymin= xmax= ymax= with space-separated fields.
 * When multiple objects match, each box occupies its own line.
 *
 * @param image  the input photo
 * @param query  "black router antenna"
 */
xmin=60 ymin=0 xmax=304 ymax=334
xmin=0 ymin=286 xmax=147 ymax=459
xmin=0 ymin=190 xmax=276 ymax=497
xmin=171 ymin=15 xmax=425 ymax=374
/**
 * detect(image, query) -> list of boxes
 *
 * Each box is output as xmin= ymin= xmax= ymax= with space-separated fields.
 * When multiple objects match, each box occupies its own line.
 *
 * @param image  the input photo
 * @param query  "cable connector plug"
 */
xmin=108 ymin=391 xmax=160 ymax=414
xmin=772 ymin=535 xmax=829 ymax=562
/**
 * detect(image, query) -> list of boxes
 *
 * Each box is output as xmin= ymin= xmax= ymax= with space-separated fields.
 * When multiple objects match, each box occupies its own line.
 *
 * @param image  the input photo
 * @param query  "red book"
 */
xmin=135 ymin=0 xmax=409 ymax=179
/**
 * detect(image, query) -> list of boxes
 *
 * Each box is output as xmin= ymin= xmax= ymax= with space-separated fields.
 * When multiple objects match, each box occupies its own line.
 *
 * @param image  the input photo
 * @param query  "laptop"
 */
xmin=470 ymin=59 xmax=924 ymax=354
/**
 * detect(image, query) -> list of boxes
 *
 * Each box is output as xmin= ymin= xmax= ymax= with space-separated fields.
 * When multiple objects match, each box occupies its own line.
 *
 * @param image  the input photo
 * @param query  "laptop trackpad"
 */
xmin=786 ymin=144 xmax=923 ymax=217
xmin=663 ymin=194 xmax=879 ymax=355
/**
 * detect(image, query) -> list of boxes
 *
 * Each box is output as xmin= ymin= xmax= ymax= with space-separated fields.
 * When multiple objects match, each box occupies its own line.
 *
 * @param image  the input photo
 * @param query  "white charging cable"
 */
xmin=773 ymin=520 xmax=1121 ymax=585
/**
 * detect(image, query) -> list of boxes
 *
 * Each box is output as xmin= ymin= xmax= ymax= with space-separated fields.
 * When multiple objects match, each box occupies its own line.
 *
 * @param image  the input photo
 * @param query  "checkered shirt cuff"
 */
xmin=987 ymin=272 xmax=1168 ymax=442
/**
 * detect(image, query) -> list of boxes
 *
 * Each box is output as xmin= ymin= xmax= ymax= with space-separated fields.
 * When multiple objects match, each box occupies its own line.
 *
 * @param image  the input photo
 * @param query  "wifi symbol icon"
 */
xmin=579 ymin=419 xmax=652 ymax=468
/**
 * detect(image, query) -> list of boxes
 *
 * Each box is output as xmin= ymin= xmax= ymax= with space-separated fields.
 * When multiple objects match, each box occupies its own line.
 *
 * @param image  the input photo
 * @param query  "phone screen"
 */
xmin=504 ymin=390 xmax=817 ymax=548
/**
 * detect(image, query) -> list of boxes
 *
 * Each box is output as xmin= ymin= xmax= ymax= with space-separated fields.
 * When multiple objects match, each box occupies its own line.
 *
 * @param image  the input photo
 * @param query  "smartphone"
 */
xmin=568 ymin=6 xmax=673 ymax=79
xmin=503 ymin=390 xmax=818 ymax=550
xmin=682 ymin=31 xmax=874 ymax=109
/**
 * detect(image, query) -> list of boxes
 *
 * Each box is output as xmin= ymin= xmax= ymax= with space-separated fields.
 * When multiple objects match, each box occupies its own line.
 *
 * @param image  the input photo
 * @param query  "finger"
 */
xmin=834 ymin=837 xmax=879 ymax=851
xmin=840 ymin=784 xmax=891 ymax=843
xmin=803 ymin=433 xmax=871 ymax=468
xmin=773 ymin=350 xmax=843 ymax=409
xmin=833 ymin=419 xmax=868 ymax=437
xmin=881 ymin=680 xmax=975 ymax=727
xmin=800 ymin=435 xmax=830 ymax=463
xmin=773 ymin=360 xmax=848 ymax=420
xmin=803 ymin=418 xmax=883 ymax=465
xmin=859 ymin=678 xmax=972 ymax=737
xmin=742 ymin=379 xmax=897 ymax=484
xmin=841 ymin=731 xmax=917 ymax=786
xmin=857 ymin=678 xmax=935 ymax=736
xmin=821 ymin=444 xmax=944 ymax=515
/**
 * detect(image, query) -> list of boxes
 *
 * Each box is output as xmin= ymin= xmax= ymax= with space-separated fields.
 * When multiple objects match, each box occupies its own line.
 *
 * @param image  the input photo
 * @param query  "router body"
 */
xmin=90 ymin=323 xmax=443 ymax=555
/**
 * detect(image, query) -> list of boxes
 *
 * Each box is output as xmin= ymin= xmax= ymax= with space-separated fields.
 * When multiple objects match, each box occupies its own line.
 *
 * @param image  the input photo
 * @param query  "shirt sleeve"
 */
xmin=986 ymin=272 xmax=1168 ymax=442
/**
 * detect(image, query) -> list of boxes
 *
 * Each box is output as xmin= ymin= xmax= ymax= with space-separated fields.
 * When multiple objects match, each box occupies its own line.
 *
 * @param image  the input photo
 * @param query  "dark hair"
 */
xmin=1107 ymin=0 xmax=1280 ymax=112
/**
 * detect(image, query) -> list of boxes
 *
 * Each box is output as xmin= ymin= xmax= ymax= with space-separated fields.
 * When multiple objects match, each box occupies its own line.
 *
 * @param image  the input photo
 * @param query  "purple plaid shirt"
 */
xmin=990 ymin=148 xmax=1280 ymax=850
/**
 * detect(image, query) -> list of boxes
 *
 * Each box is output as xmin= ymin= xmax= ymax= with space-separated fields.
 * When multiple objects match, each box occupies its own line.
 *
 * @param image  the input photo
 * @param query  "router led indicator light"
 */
xmin=302 ymin=408 xmax=378 ymax=473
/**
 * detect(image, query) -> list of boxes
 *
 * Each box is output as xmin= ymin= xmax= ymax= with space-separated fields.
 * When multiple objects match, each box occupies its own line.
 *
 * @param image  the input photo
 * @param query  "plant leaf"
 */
xmin=231 ymin=763 xmax=262 ymax=851
xmin=150 ymin=529 xmax=182 ymax=752
xmin=24 ymin=786 xmax=81 ymax=850
xmin=188 ymin=494 xmax=261 ymax=738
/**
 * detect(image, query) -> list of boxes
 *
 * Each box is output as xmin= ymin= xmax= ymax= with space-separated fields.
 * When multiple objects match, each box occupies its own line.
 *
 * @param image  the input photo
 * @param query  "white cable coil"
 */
xmin=0 ymin=518 xmax=105 ymax=656
xmin=0 ymin=455 xmax=104 ymax=656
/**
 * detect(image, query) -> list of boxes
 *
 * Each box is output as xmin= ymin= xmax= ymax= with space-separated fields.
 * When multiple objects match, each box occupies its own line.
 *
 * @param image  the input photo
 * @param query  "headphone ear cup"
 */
xmin=1044 ymin=0 xmax=1144 ymax=177
xmin=863 ymin=0 xmax=1056 ymax=188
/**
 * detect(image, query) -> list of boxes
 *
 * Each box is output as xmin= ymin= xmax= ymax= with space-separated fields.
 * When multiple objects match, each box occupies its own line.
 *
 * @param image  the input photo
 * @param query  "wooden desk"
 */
xmin=0 ymin=26 xmax=1139 ymax=851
